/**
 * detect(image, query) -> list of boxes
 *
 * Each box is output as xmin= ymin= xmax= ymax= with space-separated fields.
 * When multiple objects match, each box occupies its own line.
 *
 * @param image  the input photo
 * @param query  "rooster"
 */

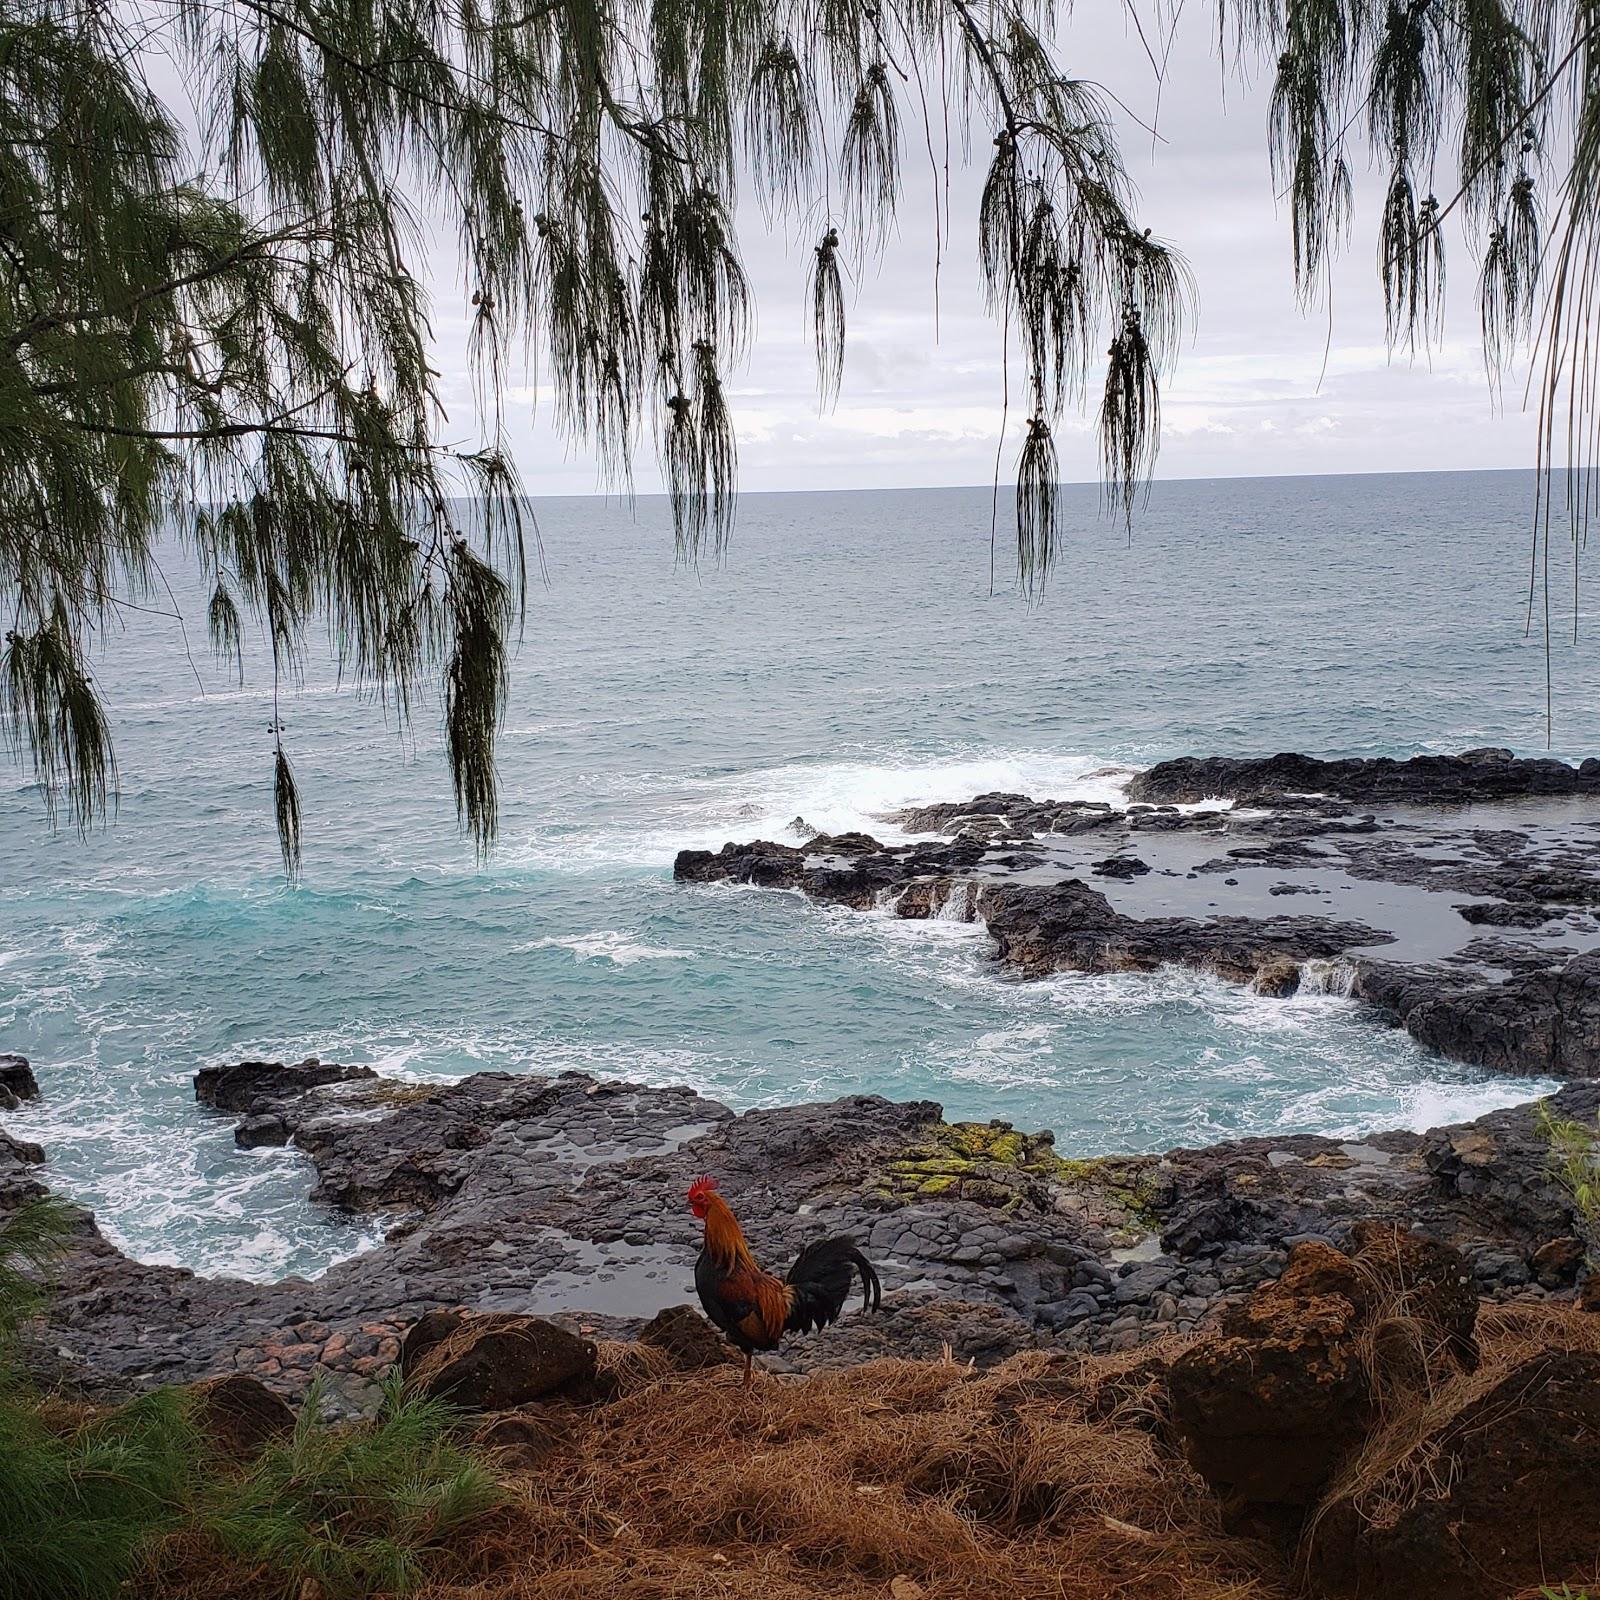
xmin=688 ymin=1175 xmax=882 ymax=1386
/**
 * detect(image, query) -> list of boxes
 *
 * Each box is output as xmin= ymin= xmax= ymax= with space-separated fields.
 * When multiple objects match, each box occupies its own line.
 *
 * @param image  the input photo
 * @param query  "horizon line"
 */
xmin=517 ymin=462 xmax=1543 ymax=501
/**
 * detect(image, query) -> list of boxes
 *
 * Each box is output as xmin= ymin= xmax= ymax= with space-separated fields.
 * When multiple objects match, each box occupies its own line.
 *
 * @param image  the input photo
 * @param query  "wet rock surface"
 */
xmin=1129 ymin=748 xmax=1600 ymax=807
xmin=0 ymin=1125 xmax=46 ymax=1202
xmin=0 ymin=1053 xmax=38 ymax=1109
xmin=8 ymin=750 xmax=1600 ymax=1426
xmin=678 ymin=749 xmax=1600 ymax=1078
xmin=194 ymin=1057 xmax=379 ymax=1111
xmin=6 ymin=1051 xmax=1600 ymax=1417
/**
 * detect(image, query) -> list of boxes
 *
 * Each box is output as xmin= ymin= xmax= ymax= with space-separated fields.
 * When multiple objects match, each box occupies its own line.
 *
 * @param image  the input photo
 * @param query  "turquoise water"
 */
xmin=1 ymin=470 xmax=1590 ymax=1279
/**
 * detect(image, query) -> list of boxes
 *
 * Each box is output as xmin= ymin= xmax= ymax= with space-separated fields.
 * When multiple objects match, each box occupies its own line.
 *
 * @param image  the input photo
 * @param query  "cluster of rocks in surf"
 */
xmin=2 ymin=747 xmax=1600 ymax=1595
xmin=677 ymin=745 xmax=1600 ymax=1078
xmin=0 ymin=1054 xmax=44 ymax=1204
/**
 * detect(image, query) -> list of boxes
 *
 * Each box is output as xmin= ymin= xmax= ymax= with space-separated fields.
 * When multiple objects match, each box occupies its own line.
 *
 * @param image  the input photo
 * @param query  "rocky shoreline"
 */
xmin=9 ymin=1045 xmax=1600 ymax=1600
xmin=3 ymin=1049 xmax=1597 ymax=1415
xmin=3 ymin=747 xmax=1599 ymax=1421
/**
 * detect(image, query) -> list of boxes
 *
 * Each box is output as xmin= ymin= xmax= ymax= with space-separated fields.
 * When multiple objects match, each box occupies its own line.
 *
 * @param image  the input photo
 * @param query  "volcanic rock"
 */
xmin=399 ymin=1306 xmax=471 ymax=1376
xmin=673 ymin=839 xmax=807 ymax=890
xmin=1168 ymin=1243 xmax=1372 ymax=1512
xmin=1129 ymin=749 xmax=1600 ymax=807
xmin=638 ymin=1304 xmax=737 ymax=1370
xmin=980 ymin=879 xmax=1380 ymax=984
xmin=679 ymin=761 xmax=1600 ymax=1080
xmin=234 ymin=1114 xmax=288 ymax=1149
xmin=187 ymin=1373 xmax=294 ymax=1459
xmin=195 ymin=1057 xmax=377 ymax=1113
xmin=1534 ymin=1235 xmax=1587 ymax=1289
xmin=1168 ymin=1226 xmax=1479 ymax=1526
xmin=1344 ymin=1220 xmax=1478 ymax=1377
xmin=10 ymin=1057 xmax=1600 ymax=1415
xmin=0 ymin=1054 xmax=38 ymax=1103
xmin=1090 ymin=854 xmax=1150 ymax=879
xmin=0 ymin=1127 xmax=43 ymax=1168
xmin=0 ymin=1127 xmax=47 ymax=1204
xmin=1306 ymin=1349 xmax=1600 ymax=1598
xmin=404 ymin=1312 xmax=598 ymax=1412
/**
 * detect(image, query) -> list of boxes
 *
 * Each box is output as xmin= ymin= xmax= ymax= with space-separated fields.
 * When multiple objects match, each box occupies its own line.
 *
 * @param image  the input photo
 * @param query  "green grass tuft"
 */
xmin=0 ymin=1197 xmax=76 ymax=1344
xmin=202 ymin=1373 xmax=502 ymax=1599
xmin=0 ymin=1381 xmax=198 ymax=1600
xmin=0 ymin=1207 xmax=502 ymax=1600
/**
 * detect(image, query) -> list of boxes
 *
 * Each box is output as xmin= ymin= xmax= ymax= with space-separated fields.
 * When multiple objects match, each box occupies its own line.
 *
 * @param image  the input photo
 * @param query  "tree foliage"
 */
xmin=0 ymin=0 xmax=1193 ymax=872
xmin=3 ymin=0 xmax=1599 ymax=869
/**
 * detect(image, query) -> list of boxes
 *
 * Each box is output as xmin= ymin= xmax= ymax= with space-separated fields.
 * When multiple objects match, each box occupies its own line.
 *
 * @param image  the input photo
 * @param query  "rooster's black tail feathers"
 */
xmin=783 ymin=1235 xmax=883 ymax=1335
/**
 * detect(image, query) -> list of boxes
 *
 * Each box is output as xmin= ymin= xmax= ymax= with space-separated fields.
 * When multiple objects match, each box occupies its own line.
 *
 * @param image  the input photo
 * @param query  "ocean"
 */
xmin=2 ymin=469 xmax=1592 ymax=1280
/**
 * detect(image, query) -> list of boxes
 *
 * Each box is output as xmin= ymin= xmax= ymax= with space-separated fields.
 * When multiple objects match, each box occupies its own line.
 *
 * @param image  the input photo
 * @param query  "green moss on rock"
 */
xmin=873 ymin=1118 xmax=1160 ymax=1227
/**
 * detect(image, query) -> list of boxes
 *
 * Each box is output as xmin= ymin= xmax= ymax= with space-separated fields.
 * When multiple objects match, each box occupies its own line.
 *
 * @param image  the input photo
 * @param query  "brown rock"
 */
xmin=1443 ymin=1128 xmax=1496 ymax=1168
xmin=1169 ymin=1228 xmax=1482 ymax=1526
xmin=1533 ymin=1235 xmax=1586 ymax=1289
xmin=1275 ymin=1240 xmax=1363 ymax=1303
xmin=188 ymin=1374 xmax=294 ymax=1459
xmin=1253 ymin=957 xmax=1302 ymax=997
xmin=404 ymin=1313 xmax=597 ymax=1413
xmin=1346 ymin=1220 xmax=1478 ymax=1376
xmin=1168 ymin=1267 xmax=1368 ymax=1510
xmin=637 ymin=1304 xmax=736 ymax=1371
xmin=1306 ymin=1350 xmax=1600 ymax=1598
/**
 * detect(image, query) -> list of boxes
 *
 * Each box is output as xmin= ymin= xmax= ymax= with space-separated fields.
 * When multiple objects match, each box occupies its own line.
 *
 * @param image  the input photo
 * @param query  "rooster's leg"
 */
xmin=742 ymin=1351 xmax=753 ymax=1390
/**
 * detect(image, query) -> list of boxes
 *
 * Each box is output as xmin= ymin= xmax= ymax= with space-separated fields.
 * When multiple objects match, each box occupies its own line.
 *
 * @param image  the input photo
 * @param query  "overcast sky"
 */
xmin=421 ymin=8 xmax=1544 ymax=496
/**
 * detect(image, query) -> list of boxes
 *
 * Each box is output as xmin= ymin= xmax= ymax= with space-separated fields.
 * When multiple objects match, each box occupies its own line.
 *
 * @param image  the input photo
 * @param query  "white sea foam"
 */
xmin=697 ymin=750 xmax=1140 ymax=841
xmin=1394 ymin=1079 xmax=1559 ymax=1134
xmin=521 ymin=930 xmax=698 ymax=967
xmin=508 ymin=749 xmax=1148 ymax=871
xmin=16 ymin=1072 xmax=387 ymax=1283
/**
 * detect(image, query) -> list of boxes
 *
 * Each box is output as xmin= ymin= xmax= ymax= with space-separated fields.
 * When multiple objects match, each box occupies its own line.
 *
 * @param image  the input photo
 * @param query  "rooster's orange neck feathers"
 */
xmin=699 ymin=1192 xmax=758 ymax=1271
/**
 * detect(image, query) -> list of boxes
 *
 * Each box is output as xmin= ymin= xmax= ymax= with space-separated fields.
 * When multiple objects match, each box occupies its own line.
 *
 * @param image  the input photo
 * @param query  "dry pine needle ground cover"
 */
xmin=149 ymin=1304 xmax=1600 ymax=1600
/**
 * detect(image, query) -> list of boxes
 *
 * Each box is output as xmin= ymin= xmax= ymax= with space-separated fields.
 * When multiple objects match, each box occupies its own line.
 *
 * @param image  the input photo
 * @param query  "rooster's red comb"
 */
xmin=687 ymin=1175 xmax=720 ymax=1202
